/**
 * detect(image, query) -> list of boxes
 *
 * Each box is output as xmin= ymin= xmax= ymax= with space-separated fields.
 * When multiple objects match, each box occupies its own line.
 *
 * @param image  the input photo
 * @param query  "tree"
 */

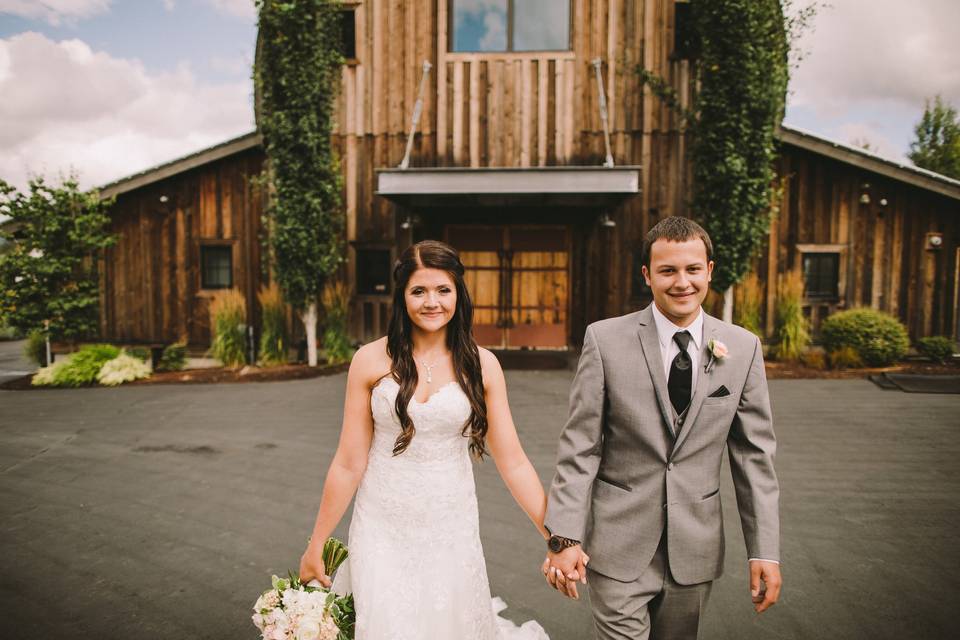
xmin=908 ymin=95 xmax=960 ymax=179
xmin=254 ymin=0 xmax=345 ymax=366
xmin=0 ymin=176 xmax=115 ymax=341
xmin=638 ymin=1 xmax=796 ymax=321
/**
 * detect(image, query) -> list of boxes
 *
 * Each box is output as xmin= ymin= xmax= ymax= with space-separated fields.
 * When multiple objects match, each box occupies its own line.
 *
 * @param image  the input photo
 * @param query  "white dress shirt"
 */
xmin=648 ymin=303 xmax=779 ymax=567
xmin=650 ymin=302 xmax=703 ymax=402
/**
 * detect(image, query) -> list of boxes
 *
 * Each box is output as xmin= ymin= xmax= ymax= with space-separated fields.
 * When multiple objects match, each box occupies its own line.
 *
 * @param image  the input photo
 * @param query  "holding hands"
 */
xmin=541 ymin=544 xmax=590 ymax=600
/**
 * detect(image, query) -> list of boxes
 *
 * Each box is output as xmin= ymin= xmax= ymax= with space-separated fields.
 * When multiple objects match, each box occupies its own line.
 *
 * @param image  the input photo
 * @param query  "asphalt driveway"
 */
xmin=1 ymin=371 xmax=958 ymax=639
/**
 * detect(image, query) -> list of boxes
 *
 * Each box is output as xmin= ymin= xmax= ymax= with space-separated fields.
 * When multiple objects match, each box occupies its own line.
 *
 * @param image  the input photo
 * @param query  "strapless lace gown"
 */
xmin=332 ymin=377 xmax=548 ymax=640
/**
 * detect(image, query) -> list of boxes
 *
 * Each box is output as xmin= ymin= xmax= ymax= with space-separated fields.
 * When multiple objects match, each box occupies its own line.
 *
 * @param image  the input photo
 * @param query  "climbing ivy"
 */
xmin=639 ymin=0 xmax=793 ymax=293
xmin=255 ymin=0 xmax=345 ymax=364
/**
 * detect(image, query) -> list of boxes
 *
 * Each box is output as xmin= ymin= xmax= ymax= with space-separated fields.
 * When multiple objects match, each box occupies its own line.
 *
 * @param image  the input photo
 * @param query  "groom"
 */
xmin=542 ymin=217 xmax=781 ymax=639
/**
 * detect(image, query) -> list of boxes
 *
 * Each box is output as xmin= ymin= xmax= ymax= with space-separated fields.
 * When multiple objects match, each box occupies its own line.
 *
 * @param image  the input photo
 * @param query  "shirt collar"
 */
xmin=650 ymin=302 xmax=704 ymax=352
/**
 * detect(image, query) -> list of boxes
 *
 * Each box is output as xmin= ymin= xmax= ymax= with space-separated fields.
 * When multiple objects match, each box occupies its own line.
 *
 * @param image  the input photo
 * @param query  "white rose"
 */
xmin=295 ymin=615 xmax=322 ymax=640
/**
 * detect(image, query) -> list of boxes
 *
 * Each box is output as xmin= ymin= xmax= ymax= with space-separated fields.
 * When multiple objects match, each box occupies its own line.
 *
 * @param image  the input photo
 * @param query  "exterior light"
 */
xmin=600 ymin=213 xmax=616 ymax=228
xmin=879 ymin=198 xmax=888 ymax=207
xmin=159 ymin=195 xmax=169 ymax=204
xmin=859 ymin=193 xmax=871 ymax=205
xmin=400 ymin=216 xmax=412 ymax=230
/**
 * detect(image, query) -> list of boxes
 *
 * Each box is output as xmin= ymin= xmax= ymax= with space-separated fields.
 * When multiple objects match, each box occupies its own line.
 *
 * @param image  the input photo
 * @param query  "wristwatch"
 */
xmin=547 ymin=534 xmax=581 ymax=553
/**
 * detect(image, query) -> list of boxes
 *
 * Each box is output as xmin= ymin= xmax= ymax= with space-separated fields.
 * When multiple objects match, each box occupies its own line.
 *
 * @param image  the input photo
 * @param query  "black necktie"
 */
xmin=668 ymin=331 xmax=693 ymax=415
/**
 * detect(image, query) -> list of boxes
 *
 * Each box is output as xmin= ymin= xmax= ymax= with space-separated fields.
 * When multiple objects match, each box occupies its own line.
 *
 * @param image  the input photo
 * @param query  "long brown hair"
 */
xmin=386 ymin=240 xmax=489 ymax=460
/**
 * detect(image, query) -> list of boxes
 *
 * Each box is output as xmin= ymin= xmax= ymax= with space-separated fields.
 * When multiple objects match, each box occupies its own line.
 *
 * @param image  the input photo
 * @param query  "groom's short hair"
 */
xmin=643 ymin=216 xmax=714 ymax=266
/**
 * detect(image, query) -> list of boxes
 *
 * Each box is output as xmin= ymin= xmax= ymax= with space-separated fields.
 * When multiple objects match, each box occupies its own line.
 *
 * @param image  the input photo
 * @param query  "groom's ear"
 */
xmin=641 ymin=264 xmax=652 ymax=287
xmin=706 ymin=260 xmax=714 ymax=282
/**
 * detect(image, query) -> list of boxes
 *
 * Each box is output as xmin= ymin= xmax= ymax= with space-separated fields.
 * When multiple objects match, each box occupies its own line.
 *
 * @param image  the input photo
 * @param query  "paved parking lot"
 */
xmin=1 ymin=366 xmax=958 ymax=639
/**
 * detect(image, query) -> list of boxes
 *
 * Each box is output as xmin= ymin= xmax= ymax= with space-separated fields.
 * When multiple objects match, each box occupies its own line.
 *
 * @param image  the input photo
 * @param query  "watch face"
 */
xmin=548 ymin=537 xmax=563 ymax=553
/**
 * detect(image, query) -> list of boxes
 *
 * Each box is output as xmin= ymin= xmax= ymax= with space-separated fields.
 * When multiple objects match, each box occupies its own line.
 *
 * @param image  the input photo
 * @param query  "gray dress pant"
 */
xmin=586 ymin=533 xmax=713 ymax=640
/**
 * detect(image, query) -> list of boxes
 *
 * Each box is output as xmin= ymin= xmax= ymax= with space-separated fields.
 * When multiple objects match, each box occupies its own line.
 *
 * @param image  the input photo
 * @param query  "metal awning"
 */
xmin=376 ymin=166 xmax=641 ymax=208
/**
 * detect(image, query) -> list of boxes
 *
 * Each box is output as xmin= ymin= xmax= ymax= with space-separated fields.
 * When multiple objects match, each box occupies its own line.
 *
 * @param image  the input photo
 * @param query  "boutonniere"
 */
xmin=704 ymin=339 xmax=728 ymax=373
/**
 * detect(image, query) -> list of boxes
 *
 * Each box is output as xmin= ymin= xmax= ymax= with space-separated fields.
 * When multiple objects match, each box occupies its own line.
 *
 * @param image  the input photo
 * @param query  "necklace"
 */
xmin=419 ymin=358 xmax=437 ymax=384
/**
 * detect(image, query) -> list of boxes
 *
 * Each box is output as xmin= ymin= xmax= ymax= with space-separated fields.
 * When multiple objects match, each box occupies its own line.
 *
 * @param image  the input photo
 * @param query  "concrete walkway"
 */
xmin=0 ymin=339 xmax=34 ymax=385
xmin=1 ymin=372 xmax=958 ymax=639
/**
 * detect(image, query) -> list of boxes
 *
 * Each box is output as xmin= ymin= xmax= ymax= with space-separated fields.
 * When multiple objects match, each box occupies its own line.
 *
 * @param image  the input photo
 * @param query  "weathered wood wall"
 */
xmin=748 ymin=145 xmax=960 ymax=340
xmin=100 ymin=149 xmax=266 ymax=346
xmin=335 ymin=0 xmax=693 ymax=339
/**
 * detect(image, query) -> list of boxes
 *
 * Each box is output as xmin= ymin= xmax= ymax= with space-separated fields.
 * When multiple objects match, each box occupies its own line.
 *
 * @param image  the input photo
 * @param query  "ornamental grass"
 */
xmin=209 ymin=289 xmax=247 ymax=368
xmin=258 ymin=283 xmax=288 ymax=366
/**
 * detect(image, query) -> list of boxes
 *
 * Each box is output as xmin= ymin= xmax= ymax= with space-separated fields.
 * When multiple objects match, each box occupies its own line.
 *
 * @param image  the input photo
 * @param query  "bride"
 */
xmin=298 ymin=240 xmax=584 ymax=639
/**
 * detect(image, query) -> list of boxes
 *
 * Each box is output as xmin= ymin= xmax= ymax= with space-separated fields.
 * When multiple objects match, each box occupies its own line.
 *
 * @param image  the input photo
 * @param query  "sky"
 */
xmin=0 ymin=0 xmax=958 ymax=195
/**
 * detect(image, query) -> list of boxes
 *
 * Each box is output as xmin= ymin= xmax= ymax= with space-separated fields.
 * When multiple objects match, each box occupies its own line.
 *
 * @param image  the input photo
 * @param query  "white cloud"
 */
xmin=0 ymin=0 xmax=112 ymax=25
xmin=162 ymin=0 xmax=175 ymax=11
xmin=205 ymin=0 xmax=255 ymax=20
xmin=786 ymin=0 xmax=960 ymax=160
xmin=0 ymin=31 xmax=254 ymax=191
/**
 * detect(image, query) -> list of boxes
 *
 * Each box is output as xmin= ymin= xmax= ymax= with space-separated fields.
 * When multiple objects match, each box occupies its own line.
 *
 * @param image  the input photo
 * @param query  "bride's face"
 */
xmin=404 ymin=267 xmax=457 ymax=334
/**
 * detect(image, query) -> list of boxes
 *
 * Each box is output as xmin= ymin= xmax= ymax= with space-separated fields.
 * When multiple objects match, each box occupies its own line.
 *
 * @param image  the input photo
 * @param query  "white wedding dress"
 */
xmin=332 ymin=377 xmax=549 ymax=640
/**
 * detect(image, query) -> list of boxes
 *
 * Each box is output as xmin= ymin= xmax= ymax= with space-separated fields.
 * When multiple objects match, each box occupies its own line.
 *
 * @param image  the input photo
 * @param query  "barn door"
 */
xmin=447 ymin=225 xmax=569 ymax=349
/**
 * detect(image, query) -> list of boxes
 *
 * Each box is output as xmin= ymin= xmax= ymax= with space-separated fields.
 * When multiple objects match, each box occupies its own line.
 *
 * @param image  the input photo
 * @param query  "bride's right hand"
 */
xmin=299 ymin=542 xmax=331 ymax=588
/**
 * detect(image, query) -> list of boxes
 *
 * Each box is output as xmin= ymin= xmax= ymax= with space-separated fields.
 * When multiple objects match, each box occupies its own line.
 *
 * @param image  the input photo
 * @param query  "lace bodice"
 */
xmin=369 ymin=378 xmax=473 ymax=464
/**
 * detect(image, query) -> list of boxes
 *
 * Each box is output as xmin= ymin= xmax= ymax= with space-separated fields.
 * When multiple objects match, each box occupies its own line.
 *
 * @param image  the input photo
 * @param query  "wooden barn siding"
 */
xmin=100 ymin=150 xmax=265 ymax=346
xmin=335 ymin=0 xmax=691 ymax=339
xmin=750 ymin=146 xmax=959 ymax=340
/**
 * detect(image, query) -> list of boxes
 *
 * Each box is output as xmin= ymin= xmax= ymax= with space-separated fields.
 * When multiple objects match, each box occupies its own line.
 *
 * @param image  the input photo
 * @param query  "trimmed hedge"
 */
xmin=820 ymin=308 xmax=909 ymax=367
xmin=916 ymin=336 xmax=955 ymax=364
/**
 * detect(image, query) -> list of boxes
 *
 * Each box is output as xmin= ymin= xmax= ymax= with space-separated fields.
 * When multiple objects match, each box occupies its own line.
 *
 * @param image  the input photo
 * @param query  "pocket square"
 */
xmin=707 ymin=385 xmax=730 ymax=398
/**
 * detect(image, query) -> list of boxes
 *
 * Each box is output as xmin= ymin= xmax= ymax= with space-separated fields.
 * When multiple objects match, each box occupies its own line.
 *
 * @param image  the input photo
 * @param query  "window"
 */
xmin=356 ymin=249 xmax=392 ymax=295
xmin=201 ymin=245 xmax=233 ymax=289
xmin=673 ymin=1 xmax=697 ymax=60
xmin=802 ymin=252 xmax=839 ymax=300
xmin=340 ymin=8 xmax=357 ymax=60
xmin=450 ymin=0 xmax=571 ymax=53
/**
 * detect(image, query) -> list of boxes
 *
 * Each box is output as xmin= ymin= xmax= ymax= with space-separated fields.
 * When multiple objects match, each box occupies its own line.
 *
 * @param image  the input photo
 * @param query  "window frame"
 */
xmin=355 ymin=247 xmax=393 ymax=296
xmin=797 ymin=244 xmax=846 ymax=303
xmin=339 ymin=3 xmax=359 ymax=65
xmin=447 ymin=0 xmax=573 ymax=54
xmin=199 ymin=242 xmax=234 ymax=291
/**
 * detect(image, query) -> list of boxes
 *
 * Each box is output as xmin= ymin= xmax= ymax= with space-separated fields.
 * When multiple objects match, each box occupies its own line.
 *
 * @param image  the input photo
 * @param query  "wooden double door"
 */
xmin=446 ymin=225 xmax=569 ymax=349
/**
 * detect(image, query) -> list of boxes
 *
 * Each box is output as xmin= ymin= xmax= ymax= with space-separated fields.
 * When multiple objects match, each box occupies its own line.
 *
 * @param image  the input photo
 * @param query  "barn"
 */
xmin=96 ymin=0 xmax=960 ymax=354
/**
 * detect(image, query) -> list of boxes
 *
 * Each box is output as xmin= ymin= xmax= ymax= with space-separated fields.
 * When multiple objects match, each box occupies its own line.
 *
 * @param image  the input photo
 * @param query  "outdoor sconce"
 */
xmin=399 ymin=216 xmax=412 ymax=230
xmin=925 ymin=232 xmax=943 ymax=251
xmin=859 ymin=192 xmax=871 ymax=205
xmin=879 ymin=198 xmax=888 ymax=207
xmin=599 ymin=213 xmax=616 ymax=228
xmin=159 ymin=195 xmax=169 ymax=204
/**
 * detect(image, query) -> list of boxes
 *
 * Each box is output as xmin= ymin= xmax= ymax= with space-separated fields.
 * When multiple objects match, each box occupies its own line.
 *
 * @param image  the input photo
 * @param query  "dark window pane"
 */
xmin=201 ymin=245 xmax=233 ymax=289
xmin=451 ymin=0 xmax=508 ymax=52
xmin=513 ymin=0 xmax=570 ymax=51
xmin=673 ymin=1 xmax=697 ymax=59
xmin=802 ymin=253 xmax=839 ymax=300
xmin=340 ymin=9 xmax=356 ymax=59
xmin=357 ymin=249 xmax=392 ymax=295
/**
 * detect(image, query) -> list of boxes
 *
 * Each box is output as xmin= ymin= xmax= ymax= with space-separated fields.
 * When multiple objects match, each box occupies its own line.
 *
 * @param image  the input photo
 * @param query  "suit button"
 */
xmin=667 ymin=462 xmax=675 ymax=471
xmin=677 ymin=417 xmax=684 ymax=427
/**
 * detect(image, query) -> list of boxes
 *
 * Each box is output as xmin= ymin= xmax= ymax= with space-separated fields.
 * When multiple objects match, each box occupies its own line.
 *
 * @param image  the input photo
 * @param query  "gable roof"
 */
xmin=779 ymin=125 xmax=960 ymax=201
xmin=97 ymin=131 xmax=262 ymax=200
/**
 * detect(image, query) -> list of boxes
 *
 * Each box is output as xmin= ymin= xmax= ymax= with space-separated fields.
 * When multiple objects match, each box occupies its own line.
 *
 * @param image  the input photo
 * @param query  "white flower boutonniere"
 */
xmin=704 ymin=339 xmax=729 ymax=373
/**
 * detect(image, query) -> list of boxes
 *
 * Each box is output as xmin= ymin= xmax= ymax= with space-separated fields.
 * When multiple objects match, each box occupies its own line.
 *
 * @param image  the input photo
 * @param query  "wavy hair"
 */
xmin=386 ymin=240 xmax=488 ymax=460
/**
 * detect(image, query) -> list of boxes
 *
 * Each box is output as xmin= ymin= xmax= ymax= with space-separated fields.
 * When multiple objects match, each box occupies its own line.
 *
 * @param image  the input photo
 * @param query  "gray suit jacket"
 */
xmin=545 ymin=305 xmax=780 ymax=585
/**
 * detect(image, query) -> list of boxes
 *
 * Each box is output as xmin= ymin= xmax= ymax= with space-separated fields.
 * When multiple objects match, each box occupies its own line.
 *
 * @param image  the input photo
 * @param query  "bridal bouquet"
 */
xmin=252 ymin=537 xmax=355 ymax=640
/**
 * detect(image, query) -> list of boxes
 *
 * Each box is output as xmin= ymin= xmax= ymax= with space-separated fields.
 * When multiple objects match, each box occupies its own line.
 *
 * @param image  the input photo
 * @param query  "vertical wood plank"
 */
xmin=452 ymin=61 xmax=465 ymax=164
xmin=469 ymin=59 xmax=480 ymax=167
xmin=537 ymin=59 xmax=548 ymax=167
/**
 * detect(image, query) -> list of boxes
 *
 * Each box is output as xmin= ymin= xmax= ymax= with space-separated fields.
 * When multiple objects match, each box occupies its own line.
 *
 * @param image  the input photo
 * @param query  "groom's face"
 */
xmin=642 ymin=238 xmax=713 ymax=327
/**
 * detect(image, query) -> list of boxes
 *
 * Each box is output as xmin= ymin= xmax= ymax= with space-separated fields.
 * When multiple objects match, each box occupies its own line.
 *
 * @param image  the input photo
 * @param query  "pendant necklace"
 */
xmin=420 ymin=358 xmax=437 ymax=384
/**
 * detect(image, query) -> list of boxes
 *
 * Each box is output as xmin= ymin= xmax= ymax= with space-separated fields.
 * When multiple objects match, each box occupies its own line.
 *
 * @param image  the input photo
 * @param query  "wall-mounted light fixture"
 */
xmin=159 ymin=195 xmax=169 ymax=204
xmin=859 ymin=182 xmax=871 ymax=205
xmin=600 ymin=213 xmax=616 ymax=228
xmin=879 ymin=198 xmax=888 ymax=207
xmin=399 ymin=216 xmax=412 ymax=230
xmin=925 ymin=232 xmax=943 ymax=251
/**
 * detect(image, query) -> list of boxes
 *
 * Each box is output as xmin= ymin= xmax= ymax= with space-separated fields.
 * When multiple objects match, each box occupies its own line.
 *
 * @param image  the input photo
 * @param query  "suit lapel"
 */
xmin=637 ymin=305 xmax=676 ymax=438
xmin=673 ymin=311 xmax=721 ymax=452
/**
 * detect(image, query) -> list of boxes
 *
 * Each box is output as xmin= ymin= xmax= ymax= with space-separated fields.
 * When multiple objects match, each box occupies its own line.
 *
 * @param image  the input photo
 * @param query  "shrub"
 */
xmin=24 ymin=329 xmax=47 ymax=366
xmin=916 ymin=336 xmax=956 ymax=364
xmin=821 ymin=308 xmax=910 ymax=367
xmin=0 ymin=321 xmax=20 ymax=340
xmin=209 ymin=289 xmax=247 ymax=368
xmin=157 ymin=341 xmax=187 ymax=372
xmin=734 ymin=272 xmax=763 ymax=338
xmin=800 ymin=350 xmax=826 ymax=370
xmin=97 ymin=352 xmax=151 ymax=386
xmin=32 ymin=361 xmax=66 ymax=386
xmin=258 ymin=283 xmax=288 ymax=366
xmin=828 ymin=346 xmax=863 ymax=369
xmin=50 ymin=343 xmax=121 ymax=387
xmin=127 ymin=346 xmax=151 ymax=362
xmin=322 ymin=280 xmax=353 ymax=365
xmin=773 ymin=271 xmax=810 ymax=361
